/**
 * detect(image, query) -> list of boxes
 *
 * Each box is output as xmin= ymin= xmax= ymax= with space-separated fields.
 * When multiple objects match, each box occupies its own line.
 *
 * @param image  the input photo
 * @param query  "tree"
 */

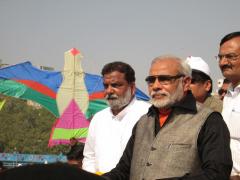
xmin=0 ymin=95 xmax=68 ymax=154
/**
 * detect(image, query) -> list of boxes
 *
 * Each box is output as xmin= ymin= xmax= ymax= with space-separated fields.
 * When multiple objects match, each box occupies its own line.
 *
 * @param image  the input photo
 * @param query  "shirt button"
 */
xmin=146 ymin=162 xmax=152 ymax=166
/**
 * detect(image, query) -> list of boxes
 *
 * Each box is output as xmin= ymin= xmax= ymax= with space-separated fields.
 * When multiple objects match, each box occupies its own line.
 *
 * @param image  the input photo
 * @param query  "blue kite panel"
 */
xmin=0 ymin=62 xmax=62 ymax=92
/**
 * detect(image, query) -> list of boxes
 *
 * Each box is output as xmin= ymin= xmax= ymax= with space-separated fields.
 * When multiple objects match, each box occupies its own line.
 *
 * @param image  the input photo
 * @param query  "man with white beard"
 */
xmin=82 ymin=61 xmax=150 ymax=174
xmin=103 ymin=56 xmax=232 ymax=180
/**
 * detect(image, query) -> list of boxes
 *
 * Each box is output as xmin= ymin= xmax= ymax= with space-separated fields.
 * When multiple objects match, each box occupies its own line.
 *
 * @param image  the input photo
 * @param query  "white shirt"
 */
xmin=222 ymin=84 xmax=240 ymax=176
xmin=82 ymin=98 xmax=150 ymax=173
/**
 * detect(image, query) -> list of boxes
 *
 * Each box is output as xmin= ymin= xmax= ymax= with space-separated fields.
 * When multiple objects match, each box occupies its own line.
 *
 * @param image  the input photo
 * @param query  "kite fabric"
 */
xmin=0 ymin=48 xmax=149 ymax=147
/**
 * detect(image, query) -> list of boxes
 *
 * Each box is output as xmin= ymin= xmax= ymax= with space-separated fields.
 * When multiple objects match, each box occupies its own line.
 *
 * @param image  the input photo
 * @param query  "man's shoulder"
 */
xmin=196 ymin=103 xmax=224 ymax=125
xmin=208 ymin=95 xmax=222 ymax=104
xmin=196 ymin=102 xmax=213 ymax=113
xmin=129 ymin=100 xmax=151 ymax=116
xmin=94 ymin=107 xmax=111 ymax=115
xmin=90 ymin=107 xmax=111 ymax=123
xmin=133 ymin=99 xmax=151 ymax=108
xmin=204 ymin=95 xmax=223 ymax=112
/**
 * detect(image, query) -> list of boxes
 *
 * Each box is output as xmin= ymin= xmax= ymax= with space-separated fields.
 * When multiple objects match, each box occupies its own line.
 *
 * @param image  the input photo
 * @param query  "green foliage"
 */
xmin=0 ymin=95 xmax=69 ymax=155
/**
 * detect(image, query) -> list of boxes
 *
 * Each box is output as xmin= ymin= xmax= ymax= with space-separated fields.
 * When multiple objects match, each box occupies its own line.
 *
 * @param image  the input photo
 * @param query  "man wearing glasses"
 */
xmin=103 ymin=56 xmax=232 ymax=180
xmin=217 ymin=31 xmax=240 ymax=180
xmin=186 ymin=56 xmax=222 ymax=112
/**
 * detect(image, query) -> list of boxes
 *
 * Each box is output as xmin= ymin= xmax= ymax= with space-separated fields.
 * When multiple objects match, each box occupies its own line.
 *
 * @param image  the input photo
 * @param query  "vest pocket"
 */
xmin=168 ymin=143 xmax=192 ymax=151
xmin=166 ymin=143 xmax=195 ymax=173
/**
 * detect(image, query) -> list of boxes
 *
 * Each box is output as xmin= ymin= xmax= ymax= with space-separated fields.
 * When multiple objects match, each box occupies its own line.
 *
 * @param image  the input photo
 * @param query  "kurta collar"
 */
xmin=110 ymin=97 xmax=137 ymax=121
xmin=228 ymin=83 xmax=240 ymax=96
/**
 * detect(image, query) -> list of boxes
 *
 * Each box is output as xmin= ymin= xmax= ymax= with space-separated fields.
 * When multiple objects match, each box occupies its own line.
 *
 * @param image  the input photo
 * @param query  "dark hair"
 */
xmin=191 ymin=70 xmax=212 ymax=93
xmin=220 ymin=31 xmax=240 ymax=46
xmin=218 ymin=88 xmax=227 ymax=96
xmin=101 ymin=61 xmax=135 ymax=83
xmin=66 ymin=142 xmax=84 ymax=161
xmin=70 ymin=137 xmax=77 ymax=141
xmin=223 ymin=78 xmax=231 ymax=84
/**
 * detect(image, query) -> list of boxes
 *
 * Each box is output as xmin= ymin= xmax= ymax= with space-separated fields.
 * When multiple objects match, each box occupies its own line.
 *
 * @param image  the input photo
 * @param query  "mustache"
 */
xmin=221 ymin=64 xmax=232 ymax=70
xmin=151 ymin=91 xmax=168 ymax=97
xmin=105 ymin=94 xmax=118 ymax=100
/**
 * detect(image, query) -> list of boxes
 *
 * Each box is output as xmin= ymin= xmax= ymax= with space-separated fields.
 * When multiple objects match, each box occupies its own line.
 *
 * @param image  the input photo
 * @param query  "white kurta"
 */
xmin=222 ymin=84 xmax=240 ymax=176
xmin=82 ymin=98 xmax=150 ymax=173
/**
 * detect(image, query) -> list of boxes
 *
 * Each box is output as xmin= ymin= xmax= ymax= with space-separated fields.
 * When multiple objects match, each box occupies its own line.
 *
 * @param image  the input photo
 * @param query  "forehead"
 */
xmin=150 ymin=59 xmax=180 ymax=75
xmin=103 ymin=71 xmax=126 ymax=82
xmin=220 ymin=37 xmax=240 ymax=53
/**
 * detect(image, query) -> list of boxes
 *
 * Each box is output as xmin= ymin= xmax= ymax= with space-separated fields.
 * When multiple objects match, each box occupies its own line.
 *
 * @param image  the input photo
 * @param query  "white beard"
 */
xmin=106 ymin=88 xmax=132 ymax=110
xmin=149 ymin=81 xmax=184 ymax=109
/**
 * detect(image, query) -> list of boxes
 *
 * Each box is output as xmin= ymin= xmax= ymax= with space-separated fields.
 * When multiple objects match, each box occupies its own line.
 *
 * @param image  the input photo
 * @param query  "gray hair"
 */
xmin=151 ymin=55 xmax=192 ymax=77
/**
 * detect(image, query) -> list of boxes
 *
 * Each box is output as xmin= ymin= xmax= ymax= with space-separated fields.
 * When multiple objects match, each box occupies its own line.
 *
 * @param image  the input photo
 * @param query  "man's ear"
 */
xmin=204 ymin=80 xmax=211 ymax=92
xmin=131 ymin=82 xmax=136 ymax=95
xmin=183 ymin=76 xmax=192 ymax=92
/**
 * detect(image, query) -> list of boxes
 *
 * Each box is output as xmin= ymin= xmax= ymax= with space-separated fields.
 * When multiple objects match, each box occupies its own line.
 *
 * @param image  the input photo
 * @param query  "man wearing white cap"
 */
xmin=186 ymin=56 xmax=222 ymax=112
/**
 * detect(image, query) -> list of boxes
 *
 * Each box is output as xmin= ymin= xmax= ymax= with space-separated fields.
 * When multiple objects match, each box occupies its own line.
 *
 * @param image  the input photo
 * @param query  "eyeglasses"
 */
xmin=145 ymin=74 xmax=184 ymax=85
xmin=215 ymin=53 xmax=240 ymax=62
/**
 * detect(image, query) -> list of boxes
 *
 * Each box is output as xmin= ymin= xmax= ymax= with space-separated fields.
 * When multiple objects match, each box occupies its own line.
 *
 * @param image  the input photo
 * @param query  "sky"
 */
xmin=0 ymin=0 xmax=240 ymax=93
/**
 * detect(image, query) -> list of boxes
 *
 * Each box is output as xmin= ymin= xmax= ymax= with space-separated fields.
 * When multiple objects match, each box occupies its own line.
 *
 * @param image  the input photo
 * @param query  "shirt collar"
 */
xmin=111 ymin=97 xmax=137 ymax=121
xmin=227 ymin=83 xmax=240 ymax=95
xmin=147 ymin=91 xmax=197 ymax=116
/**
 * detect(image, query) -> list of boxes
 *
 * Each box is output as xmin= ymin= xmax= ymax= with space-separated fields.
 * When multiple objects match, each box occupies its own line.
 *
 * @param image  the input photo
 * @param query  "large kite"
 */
xmin=0 ymin=48 xmax=149 ymax=147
